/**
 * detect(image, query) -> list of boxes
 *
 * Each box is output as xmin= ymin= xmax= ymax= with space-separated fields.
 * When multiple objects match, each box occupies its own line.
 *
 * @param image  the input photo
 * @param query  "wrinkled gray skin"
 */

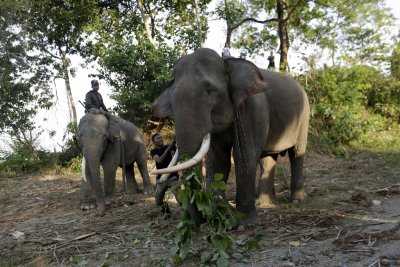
xmin=78 ymin=113 xmax=154 ymax=216
xmin=152 ymin=48 xmax=309 ymax=225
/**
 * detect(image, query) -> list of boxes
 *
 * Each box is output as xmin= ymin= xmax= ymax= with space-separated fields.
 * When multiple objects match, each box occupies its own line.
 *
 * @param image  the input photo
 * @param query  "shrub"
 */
xmin=0 ymin=142 xmax=57 ymax=176
xmin=300 ymin=65 xmax=399 ymax=151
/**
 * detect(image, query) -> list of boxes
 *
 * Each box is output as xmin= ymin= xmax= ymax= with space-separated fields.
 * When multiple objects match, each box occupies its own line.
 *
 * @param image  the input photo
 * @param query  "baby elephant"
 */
xmin=78 ymin=110 xmax=153 ymax=216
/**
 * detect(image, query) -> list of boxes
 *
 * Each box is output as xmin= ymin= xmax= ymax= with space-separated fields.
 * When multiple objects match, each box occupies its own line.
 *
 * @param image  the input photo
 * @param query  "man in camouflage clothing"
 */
xmin=85 ymin=79 xmax=108 ymax=113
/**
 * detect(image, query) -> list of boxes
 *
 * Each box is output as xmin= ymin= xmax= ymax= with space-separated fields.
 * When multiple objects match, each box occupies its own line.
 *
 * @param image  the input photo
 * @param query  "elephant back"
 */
xmin=109 ymin=115 xmax=145 ymax=144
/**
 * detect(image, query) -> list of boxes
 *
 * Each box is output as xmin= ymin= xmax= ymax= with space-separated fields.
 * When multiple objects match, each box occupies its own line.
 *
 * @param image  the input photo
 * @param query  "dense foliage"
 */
xmin=0 ymin=140 xmax=57 ymax=176
xmin=171 ymin=166 xmax=261 ymax=266
xmin=301 ymin=64 xmax=400 ymax=152
xmin=98 ymin=40 xmax=179 ymax=128
xmin=0 ymin=0 xmax=54 ymax=139
xmin=77 ymin=0 xmax=210 ymax=129
xmin=215 ymin=0 xmax=396 ymax=72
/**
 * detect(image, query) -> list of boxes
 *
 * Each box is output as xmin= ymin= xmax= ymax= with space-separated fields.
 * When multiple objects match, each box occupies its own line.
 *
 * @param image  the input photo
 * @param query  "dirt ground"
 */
xmin=1 ymin=150 xmax=399 ymax=267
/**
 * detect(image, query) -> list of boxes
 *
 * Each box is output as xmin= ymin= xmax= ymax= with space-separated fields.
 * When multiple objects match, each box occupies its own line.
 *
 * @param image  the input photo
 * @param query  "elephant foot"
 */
xmin=290 ymin=189 xmax=306 ymax=202
xmin=104 ymin=195 xmax=113 ymax=206
xmin=257 ymin=193 xmax=277 ymax=209
xmin=125 ymin=188 xmax=141 ymax=195
xmin=143 ymin=185 xmax=154 ymax=195
xmin=81 ymin=198 xmax=106 ymax=216
xmin=81 ymin=198 xmax=97 ymax=211
xmin=237 ymin=211 xmax=259 ymax=227
xmin=97 ymin=203 xmax=106 ymax=216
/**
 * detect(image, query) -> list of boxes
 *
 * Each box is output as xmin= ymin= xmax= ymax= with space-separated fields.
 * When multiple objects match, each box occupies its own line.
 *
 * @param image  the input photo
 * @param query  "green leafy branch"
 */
xmin=170 ymin=165 xmax=262 ymax=266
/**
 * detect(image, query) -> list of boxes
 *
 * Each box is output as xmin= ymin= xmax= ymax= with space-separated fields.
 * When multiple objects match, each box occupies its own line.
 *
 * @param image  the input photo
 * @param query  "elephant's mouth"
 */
xmin=151 ymin=133 xmax=211 ymax=176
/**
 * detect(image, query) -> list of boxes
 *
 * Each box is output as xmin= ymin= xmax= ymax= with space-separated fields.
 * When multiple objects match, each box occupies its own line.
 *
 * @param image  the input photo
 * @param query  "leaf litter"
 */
xmin=0 ymin=151 xmax=399 ymax=266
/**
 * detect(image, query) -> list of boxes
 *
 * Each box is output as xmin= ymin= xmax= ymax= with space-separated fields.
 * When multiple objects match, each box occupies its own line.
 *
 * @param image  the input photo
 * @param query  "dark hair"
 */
xmin=151 ymin=133 xmax=161 ymax=142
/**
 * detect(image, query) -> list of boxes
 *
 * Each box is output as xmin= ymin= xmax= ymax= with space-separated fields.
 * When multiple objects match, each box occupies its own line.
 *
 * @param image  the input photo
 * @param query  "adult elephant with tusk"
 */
xmin=152 ymin=48 xmax=309 ymax=225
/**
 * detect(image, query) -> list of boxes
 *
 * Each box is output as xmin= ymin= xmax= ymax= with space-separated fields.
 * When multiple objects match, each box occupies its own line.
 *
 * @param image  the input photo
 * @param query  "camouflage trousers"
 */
xmin=155 ymin=175 xmax=179 ymax=213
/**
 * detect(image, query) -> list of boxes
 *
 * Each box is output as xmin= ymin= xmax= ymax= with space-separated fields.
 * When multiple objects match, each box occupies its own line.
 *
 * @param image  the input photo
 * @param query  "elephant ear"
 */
xmin=152 ymin=80 xmax=174 ymax=118
xmin=225 ymin=58 xmax=268 ymax=107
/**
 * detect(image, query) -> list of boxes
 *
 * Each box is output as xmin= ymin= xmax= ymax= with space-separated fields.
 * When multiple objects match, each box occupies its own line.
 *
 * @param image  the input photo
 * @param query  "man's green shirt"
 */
xmin=85 ymin=90 xmax=108 ymax=113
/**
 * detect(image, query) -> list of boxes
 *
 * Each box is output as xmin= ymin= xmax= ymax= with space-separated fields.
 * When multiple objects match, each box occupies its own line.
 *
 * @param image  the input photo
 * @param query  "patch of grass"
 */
xmin=0 ymin=252 xmax=38 ymax=266
xmin=304 ymin=193 xmax=336 ymax=210
xmin=350 ymin=124 xmax=400 ymax=161
xmin=275 ymin=164 xmax=290 ymax=181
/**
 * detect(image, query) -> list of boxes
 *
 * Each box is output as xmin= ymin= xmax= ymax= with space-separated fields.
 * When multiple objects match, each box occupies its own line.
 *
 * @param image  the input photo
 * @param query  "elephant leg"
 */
xmin=234 ymin=158 xmax=259 ymax=225
xmin=136 ymin=151 xmax=154 ymax=194
xmin=288 ymin=147 xmax=306 ymax=201
xmin=257 ymin=156 xmax=277 ymax=208
xmin=125 ymin=163 xmax=140 ymax=194
xmin=86 ymin=159 xmax=106 ymax=216
xmin=81 ymin=157 xmax=97 ymax=210
xmin=103 ymin=165 xmax=116 ymax=206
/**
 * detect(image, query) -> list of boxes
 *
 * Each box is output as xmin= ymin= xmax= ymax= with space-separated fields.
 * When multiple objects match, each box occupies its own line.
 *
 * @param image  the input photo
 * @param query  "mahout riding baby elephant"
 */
xmin=78 ymin=110 xmax=154 ymax=216
xmin=152 ymin=48 xmax=310 ymax=225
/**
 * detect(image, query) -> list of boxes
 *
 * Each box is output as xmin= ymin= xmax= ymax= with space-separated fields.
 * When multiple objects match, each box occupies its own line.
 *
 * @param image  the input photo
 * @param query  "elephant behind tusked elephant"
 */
xmin=78 ymin=109 xmax=154 ymax=216
xmin=152 ymin=48 xmax=310 ymax=225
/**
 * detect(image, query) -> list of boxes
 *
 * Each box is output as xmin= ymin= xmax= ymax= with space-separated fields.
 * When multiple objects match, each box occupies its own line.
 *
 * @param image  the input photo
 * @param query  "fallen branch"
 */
xmin=73 ymin=232 xmax=97 ymax=241
xmin=372 ymin=184 xmax=400 ymax=194
xmin=50 ymin=232 xmax=98 ymax=250
xmin=367 ymin=258 xmax=380 ymax=267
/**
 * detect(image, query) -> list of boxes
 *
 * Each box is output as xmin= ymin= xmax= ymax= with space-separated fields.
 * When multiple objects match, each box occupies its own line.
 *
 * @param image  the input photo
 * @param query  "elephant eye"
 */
xmin=206 ymin=87 xmax=217 ymax=95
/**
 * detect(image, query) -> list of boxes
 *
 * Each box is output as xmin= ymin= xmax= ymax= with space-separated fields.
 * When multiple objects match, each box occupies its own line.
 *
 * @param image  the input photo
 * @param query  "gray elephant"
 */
xmin=152 ymin=48 xmax=309 ymax=225
xmin=78 ymin=110 xmax=154 ymax=216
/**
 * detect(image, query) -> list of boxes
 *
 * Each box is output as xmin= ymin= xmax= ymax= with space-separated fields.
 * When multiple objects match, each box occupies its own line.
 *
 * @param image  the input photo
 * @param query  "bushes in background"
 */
xmin=299 ymin=65 xmax=400 ymax=152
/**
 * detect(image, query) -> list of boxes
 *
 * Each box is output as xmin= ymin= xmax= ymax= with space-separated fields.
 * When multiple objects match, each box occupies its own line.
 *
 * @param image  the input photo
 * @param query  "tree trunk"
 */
xmin=137 ymin=0 xmax=158 ymax=48
xmin=224 ymin=0 xmax=233 ymax=46
xmin=194 ymin=0 xmax=203 ymax=48
xmin=277 ymin=0 xmax=289 ymax=72
xmin=61 ymin=50 xmax=78 ymax=131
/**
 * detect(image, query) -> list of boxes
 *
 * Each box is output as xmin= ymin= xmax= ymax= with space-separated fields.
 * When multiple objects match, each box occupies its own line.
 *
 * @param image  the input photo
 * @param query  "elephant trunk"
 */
xmin=85 ymin=156 xmax=106 ymax=216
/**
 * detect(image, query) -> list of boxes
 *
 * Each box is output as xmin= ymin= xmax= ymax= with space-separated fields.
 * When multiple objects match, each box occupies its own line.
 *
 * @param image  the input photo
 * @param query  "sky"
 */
xmin=2 ymin=0 xmax=399 ymax=153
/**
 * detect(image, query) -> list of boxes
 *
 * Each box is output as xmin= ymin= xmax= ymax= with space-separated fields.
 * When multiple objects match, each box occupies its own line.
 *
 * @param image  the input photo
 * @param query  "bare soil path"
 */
xmin=1 ymin=150 xmax=399 ymax=266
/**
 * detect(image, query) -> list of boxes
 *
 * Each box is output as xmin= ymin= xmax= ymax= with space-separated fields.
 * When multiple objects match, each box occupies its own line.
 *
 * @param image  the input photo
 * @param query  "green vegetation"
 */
xmin=171 ymin=166 xmax=262 ymax=266
xmin=0 ymin=1 xmax=399 ymax=265
xmin=0 ymin=141 xmax=57 ymax=176
xmin=301 ymin=65 xmax=400 ymax=154
xmin=98 ymin=41 xmax=180 ymax=128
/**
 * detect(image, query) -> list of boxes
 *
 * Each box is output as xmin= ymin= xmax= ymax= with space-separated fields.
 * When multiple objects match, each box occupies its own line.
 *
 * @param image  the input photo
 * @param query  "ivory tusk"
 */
xmin=158 ymin=148 xmax=179 ymax=182
xmin=152 ymin=133 xmax=210 ymax=175
xmin=82 ymin=156 xmax=87 ymax=182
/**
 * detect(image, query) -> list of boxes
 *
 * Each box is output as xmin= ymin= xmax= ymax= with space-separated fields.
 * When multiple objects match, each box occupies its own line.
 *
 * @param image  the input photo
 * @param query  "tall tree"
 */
xmin=0 ymin=0 xmax=53 ymax=152
xmin=215 ymin=0 xmax=250 ymax=47
xmin=299 ymin=0 xmax=395 ymax=67
xmin=88 ymin=0 xmax=210 ymax=55
xmin=216 ymin=0 xmax=310 ymax=72
xmin=22 ymin=0 xmax=99 ymax=130
xmin=389 ymin=40 xmax=400 ymax=80
xmin=83 ymin=0 xmax=211 ymax=127
xmin=215 ymin=0 xmax=395 ymax=72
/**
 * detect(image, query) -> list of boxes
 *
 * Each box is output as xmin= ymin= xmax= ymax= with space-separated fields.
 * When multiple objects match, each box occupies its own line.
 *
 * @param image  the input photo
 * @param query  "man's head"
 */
xmin=152 ymin=134 xmax=163 ymax=147
xmin=91 ymin=79 xmax=100 ymax=91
